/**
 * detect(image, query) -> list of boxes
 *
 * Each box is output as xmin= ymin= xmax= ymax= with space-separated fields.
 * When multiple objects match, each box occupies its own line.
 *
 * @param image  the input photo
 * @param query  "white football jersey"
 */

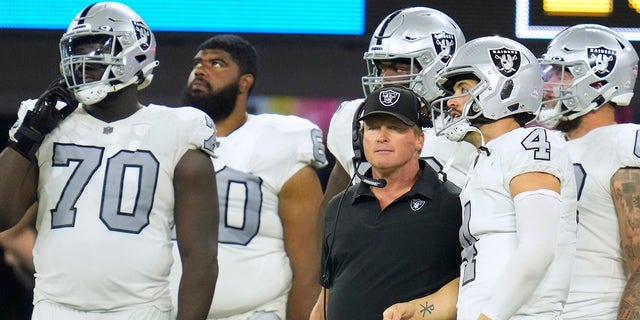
xmin=169 ymin=113 xmax=327 ymax=318
xmin=562 ymin=123 xmax=640 ymax=319
xmin=29 ymin=102 xmax=217 ymax=311
xmin=327 ymin=99 xmax=475 ymax=189
xmin=457 ymin=127 xmax=577 ymax=319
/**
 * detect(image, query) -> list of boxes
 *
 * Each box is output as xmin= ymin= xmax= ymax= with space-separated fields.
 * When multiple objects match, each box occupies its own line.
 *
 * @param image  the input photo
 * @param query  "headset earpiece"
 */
xmin=352 ymin=101 xmax=366 ymax=164
xmin=418 ymin=112 xmax=433 ymax=128
xmin=417 ymin=96 xmax=433 ymax=128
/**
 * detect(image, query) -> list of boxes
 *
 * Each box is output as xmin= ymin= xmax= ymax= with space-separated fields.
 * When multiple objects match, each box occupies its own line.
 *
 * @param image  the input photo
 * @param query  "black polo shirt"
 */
xmin=320 ymin=160 xmax=462 ymax=320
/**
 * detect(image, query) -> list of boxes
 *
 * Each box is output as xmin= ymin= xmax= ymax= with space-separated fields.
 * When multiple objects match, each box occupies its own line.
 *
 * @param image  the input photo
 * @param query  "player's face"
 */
xmin=542 ymin=66 xmax=574 ymax=109
xmin=362 ymin=114 xmax=423 ymax=172
xmin=188 ymin=49 xmax=242 ymax=95
xmin=376 ymin=59 xmax=420 ymax=86
xmin=70 ymin=41 xmax=110 ymax=84
xmin=183 ymin=49 xmax=242 ymax=121
xmin=446 ymin=78 xmax=479 ymax=119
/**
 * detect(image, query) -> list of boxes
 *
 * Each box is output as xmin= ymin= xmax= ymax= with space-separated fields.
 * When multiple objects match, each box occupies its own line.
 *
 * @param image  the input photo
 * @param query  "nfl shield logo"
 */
xmin=379 ymin=89 xmax=401 ymax=106
xmin=490 ymin=47 xmax=521 ymax=77
xmin=431 ymin=32 xmax=456 ymax=63
xmin=588 ymin=46 xmax=616 ymax=78
xmin=132 ymin=21 xmax=152 ymax=51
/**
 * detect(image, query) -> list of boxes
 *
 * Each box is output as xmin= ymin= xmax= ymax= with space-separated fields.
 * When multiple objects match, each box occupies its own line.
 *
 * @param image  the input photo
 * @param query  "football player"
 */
xmin=168 ymin=34 xmax=328 ymax=320
xmin=431 ymin=36 xmax=578 ymax=319
xmin=537 ymin=24 xmax=640 ymax=319
xmin=324 ymin=7 xmax=474 ymax=202
xmin=0 ymin=2 xmax=219 ymax=320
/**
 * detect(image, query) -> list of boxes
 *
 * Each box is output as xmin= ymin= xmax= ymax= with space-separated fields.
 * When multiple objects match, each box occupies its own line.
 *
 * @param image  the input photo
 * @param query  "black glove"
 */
xmin=8 ymin=78 xmax=79 ymax=160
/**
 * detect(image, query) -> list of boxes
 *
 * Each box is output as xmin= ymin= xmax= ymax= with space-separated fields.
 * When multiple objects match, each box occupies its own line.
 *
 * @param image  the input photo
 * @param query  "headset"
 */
xmin=351 ymin=93 xmax=432 ymax=188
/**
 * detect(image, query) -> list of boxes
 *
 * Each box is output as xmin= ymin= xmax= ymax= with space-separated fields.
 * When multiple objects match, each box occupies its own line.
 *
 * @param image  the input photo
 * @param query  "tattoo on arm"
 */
xmin=419 ymin=300 xmax=435 ymax=318
xmin=620 ymin=293 xmax=640 ymax=320
xmin=612 ymin=168 xmax=640 ymax=271
xmin=612 ymin=168 xmax=640 ymax=319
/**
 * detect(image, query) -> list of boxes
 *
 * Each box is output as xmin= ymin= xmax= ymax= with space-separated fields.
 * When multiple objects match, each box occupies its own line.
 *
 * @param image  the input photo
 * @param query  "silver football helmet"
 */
xmin=538 ymin=24 xmax=638 ymax=127
xmin=361 ymin=7 xmax=465 ymax=102
xmin=59 ymin=2 xmax=159 ymax=105
xmin=431 ymin=36 xmax=543 ymax=142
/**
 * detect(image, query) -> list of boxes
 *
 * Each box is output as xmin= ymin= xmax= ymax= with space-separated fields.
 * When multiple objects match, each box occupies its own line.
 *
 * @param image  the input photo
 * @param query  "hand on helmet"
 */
xmin=8 ymin=78 xmax=78 ymax=160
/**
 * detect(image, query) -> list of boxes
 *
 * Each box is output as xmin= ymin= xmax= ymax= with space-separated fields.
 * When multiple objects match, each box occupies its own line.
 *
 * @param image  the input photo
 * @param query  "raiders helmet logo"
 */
xmin=490 ymin=47 xmax=521 ymax=77
xmin=588 ymin=46 xmax=616 ymax=78
xmin=379 ymin=89 xmax=401 ymax=106
xmin=432 ymin=32 xmax=456 ymax=63
xmin=410 ymin=199 xmax=425 ymax=211
xmin=132 ymin=21 xmax=152 ymax=51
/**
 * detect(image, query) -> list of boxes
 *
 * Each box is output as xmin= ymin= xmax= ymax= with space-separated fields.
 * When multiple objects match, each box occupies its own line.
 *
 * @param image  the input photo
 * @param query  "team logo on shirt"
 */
xmin=410 ymin=199 xmax=425 ymax=211
xmin=432 ymin=31 xmax=456 ymax=63
xmin=490 ymin=47 xmax=521 ymax=77
xmin=588 ymin=46 xmax=616 ymax=78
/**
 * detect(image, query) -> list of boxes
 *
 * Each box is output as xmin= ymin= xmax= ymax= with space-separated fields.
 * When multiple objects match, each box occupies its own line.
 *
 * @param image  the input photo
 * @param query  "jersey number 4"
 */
xmin=521 ymin=128 xmax=551 ymax=160
xmin=460 ymin=202 xmax=478 ymax=286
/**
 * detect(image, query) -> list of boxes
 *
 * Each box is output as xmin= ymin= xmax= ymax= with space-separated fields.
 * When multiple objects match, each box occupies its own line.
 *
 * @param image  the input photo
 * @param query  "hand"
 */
xmin=478 ymin=313 xmax=492 ymax=320
xmin=28 ymin=78 xmax=78 ymax=134
xmin=8 ymin=78 xmax=78 ymax=159
xmin=383 ymin=302 xmax=416 ymax=320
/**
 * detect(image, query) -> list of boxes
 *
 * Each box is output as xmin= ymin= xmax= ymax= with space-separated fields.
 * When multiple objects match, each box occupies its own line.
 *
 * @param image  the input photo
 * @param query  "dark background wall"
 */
xmin=0 ymin=0 xmax=638 ymax=128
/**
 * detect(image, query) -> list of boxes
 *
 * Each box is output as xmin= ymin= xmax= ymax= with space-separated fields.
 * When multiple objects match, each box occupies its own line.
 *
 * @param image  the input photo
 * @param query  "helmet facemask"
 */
xmin=538 ymin=63 xmax=581 ymax=127
xmin=431 ymin=71 xmax=486 ymax=142
xmin=60 ymin=33 xmax=124 ymax=105
xmin=362 ymin=57 xmax=424 ymax=96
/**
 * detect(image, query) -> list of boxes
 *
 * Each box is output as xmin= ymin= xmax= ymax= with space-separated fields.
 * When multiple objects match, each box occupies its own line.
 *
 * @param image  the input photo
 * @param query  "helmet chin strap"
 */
xmin=469 ymin=126 xmax=491 ymax=156
xmin=467 ymin=125 xmax=486 ymax=147
xmin=437 ymin=142 xmax=460 ymax=183
xmin=73 ymin=62 xmax=159 ymax=105
xmin=443 ymin=118 xmax=471 ymax=142
xmin=438 ymin=122 xmax=488 ymax=182
xmin=537 ymin=102 xmax=562 ymax=128
xmin=74 ymin=83 xmax=110 ymax=105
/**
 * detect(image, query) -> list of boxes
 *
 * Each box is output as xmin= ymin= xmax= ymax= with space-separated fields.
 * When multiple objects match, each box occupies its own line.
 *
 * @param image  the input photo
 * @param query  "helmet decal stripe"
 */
xmin=375 ymin=10 xmax=402 ymax=45
xmin=77 ymin=3 xmax=97 ymax=24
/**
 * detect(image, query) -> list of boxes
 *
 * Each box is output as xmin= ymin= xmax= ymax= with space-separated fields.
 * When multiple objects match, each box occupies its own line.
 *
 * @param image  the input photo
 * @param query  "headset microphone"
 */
xmin=353 ymin=163 xmax=387 ymax=188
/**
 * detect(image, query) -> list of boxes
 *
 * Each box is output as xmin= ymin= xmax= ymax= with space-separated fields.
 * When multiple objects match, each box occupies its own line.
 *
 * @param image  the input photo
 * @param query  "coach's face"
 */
xmin=362 ymin=114 xmax=423 ymax=173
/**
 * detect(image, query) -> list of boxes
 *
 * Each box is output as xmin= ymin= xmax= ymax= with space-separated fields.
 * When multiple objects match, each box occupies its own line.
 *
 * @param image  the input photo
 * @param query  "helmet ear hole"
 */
xmin=500 ymin=79 xmax=514 ymax=100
